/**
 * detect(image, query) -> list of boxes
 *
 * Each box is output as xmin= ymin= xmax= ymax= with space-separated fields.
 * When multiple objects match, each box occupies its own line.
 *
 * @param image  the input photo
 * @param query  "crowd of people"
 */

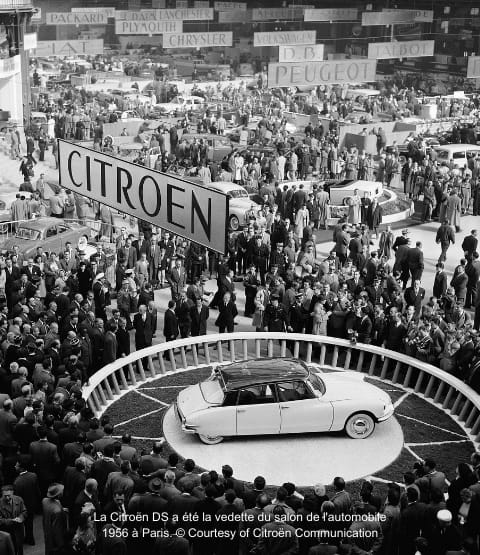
xmin=1 ymin=62 xmax=480 ymax=554
xmin=0 ymin=402 xmax=479 ymax=555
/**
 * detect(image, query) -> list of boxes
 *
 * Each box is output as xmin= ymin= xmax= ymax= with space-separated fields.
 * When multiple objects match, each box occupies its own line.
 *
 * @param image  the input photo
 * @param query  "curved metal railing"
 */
xmin=82 ymin=332 xmax=480 ymax=444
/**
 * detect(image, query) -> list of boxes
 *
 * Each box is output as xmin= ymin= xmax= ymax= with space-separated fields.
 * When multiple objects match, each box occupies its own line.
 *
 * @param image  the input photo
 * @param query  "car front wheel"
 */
xmin=344 ymin=413 xmax=375 ymax=439
xmin=198 ymin=433 xmax=224 ymax=445
xmin=229 ymin=215 xmax=240 ymax=231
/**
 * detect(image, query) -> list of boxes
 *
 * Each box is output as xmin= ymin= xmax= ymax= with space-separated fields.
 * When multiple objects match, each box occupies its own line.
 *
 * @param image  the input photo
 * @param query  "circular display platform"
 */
xmin=162 ymin=406 xmax=404 ymax=486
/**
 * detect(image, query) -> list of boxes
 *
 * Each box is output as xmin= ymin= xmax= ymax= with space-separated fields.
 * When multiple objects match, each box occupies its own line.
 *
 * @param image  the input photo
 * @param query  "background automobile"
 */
xmin=181 ymin=133 xmax=233 ymax=162
xmin=0 ymin=218 xmax=96 ymax=259
xmin=329 ymin=179 xmax=383 ymax=206
xmin=175 ymin=358 xmax=394 ymax=444
xmin=207 ymin=182 xmax=261 ymax=231
xmin=153 ymin=95 xmax=205 ymax=116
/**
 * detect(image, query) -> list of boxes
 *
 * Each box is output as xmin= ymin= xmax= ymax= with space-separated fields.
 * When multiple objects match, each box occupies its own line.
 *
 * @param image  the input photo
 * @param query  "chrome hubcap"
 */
xmin=352 ymin=418 xmax=370 ymax=435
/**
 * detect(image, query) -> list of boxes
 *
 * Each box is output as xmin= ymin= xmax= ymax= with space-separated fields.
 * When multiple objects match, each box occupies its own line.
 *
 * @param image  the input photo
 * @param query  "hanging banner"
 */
xmin=467 ymin=56 xmax=480 ymax=78
xmin=254 ymin=30 xmax=316 ymax=47
xmin=382 ymin=9 xmax=434 ymax=23
xmin=0 ymin=56 xmax=21 ymax=79
xmin=214 ymin=1 xmax=246 ymax=9
xmin=71 ymin=7 xmax=116 ymax=18
xmin=367 ymin=40 xmax=434 ymax=59
xmin=268 ymin=59 xmax=377 ymax=88
xmin=116 ymin=7 xmax=213 ymax=20
xmin=252 ymin=8 xmax=304 ymax=21
xmin=218 ymin=10 xmax=251 ymax=23
xmin=58 ymin=140 xmax=228 ymax=254
xmin=279 ymin=44 xmax=324 ymax=62
xmin=115 ymin=20 xmax=182 ymax=34
xmin=24 ymin=33 xmax=37 ymax=51
xmin=46 ymin=12 xmax=109 ymax=25
xmin=362 ymin=11 xmax=413 ymax=25
xmin=162 ymin=31 xmax=232 ymax=48
xmin=304 ymin=8 xmax=358 ymax=21
xmin=35 ymin=39 xmax=104 ymax=57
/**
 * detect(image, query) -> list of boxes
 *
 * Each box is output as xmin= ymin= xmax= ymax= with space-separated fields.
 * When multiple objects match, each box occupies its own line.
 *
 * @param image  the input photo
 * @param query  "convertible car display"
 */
xmin=175 ymin=358 xmax=394 ymax=444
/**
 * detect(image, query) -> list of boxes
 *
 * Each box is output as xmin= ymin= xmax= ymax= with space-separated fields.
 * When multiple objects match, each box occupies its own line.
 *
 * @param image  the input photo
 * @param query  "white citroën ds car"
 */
xmin=175 ymin=358 xmax=394 ymax=444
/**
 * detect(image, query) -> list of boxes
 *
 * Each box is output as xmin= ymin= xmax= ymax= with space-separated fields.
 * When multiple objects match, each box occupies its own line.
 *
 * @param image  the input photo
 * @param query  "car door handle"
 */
xmin=280 ymin=405 xmax=290 ymax=409
xmin=237 ymin=409 xmax=246 ymax=413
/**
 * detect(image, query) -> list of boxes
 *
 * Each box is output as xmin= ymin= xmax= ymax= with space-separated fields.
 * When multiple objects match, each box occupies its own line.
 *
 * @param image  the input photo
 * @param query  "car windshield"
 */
xmin=199 ymin=375 xmax=225 ymax=405
xmin=227 ymin=189 xmax=249 ymax=199
xmin=15 ymin=227 xmax=40 ymax=240
xmin=308 ymin=373 xmax=326 ymax=395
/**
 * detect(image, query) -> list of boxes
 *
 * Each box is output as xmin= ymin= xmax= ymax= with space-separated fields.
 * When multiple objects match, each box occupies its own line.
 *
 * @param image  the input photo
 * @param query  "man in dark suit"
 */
xmin=334 ymin=224 xmax=350 ymax=265
xmin=392 ymin=229 xmax=410 ymax=251
xmin=398 ymin=487 xmax=428 ymax=555
xmin=346 ymin=270 xmax=365 ymax=296
xmin=73 ymin=478 xmax=101 ymax=528
xmin=168 ymin=258 xmax=186 ymax=300
xmin=62 ymin=458 xmax=87 ymax=519
xmin=407 ymin=241 xmax=424 ymax=284
xmin=355 ymin=306 xmax=373 ymax=344
xmin=132 ymin=232 xmax=150 ymax=259
xmin=215 ymin=292 xmax=238 ymax=334
xmin=163 ymin=300 xmax=179 ymax=343
xmin=436 ymin=220 xmax=455 ymax=263
xmin=0 ymin=484 xmax=27 ymax=555
xmin=462 ymin=229 xmax=478 ymax=259
xmin=190 ymin=298 xmax=209 ymax=337
xmin=433 ymin=262 xmax=448 ymax=300
xmin=13 ymin=456 xmax=41 ymax=546
xmin=133 ymin=304 xmax=154 ymax=350
xmin=404 ymin=280 xmax=426 ymax=318
xmin=167 ymin=479 xmax=199 ymax=522
xmin=29 ymin=427 xmax=60 ymax=498
xmin=148 ymin=234 xmax=161 ymax=287
xmin=465 ymin=251 xmax=480 ymax=308
xmin=103 ymin=323 xmax=118 ymax=365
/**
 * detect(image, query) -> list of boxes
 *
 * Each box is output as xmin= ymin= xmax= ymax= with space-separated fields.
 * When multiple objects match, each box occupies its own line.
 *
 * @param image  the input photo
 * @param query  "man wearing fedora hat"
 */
xmin=42 ymin=483 xmax=67 ymax=555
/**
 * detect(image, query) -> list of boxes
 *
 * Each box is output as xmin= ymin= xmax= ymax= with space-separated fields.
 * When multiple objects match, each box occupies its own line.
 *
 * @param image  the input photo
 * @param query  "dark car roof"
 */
xmin=220 ymin=358 xmax=308 ymax=391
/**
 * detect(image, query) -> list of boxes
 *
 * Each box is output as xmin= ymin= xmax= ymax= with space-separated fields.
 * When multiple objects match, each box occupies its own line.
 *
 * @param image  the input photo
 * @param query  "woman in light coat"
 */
xmin=252 ymin=286 xmax=269 ymax=331
xmin=295 ymin=204 xmax=309 ymax=239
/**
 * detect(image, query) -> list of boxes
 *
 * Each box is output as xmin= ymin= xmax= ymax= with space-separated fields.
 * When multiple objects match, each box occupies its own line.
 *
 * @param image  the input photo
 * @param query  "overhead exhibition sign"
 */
xmin=115 ymin=20 xmax=182 ymax=34
xmin=268 ymin=59 xmax=377 ymax=88
xmin=58 ymin=140 xmax=228 ymax=254
xmin=218 ymin=10 xmax=251 ymax=23
xmin=35 ymin=39 xmax=104 ymax=57
xmin=362 ymin=10 xmax=433 ymax=25
xmin=382 ymin=9 xmax=434 ymax=23
xmin=304 ymin=8 xmax=358 ymax=21
xmin=162 ymin=32 xmax=232 ymax=48
xmin=71 ymin=7 xmax=116 ymax=18
xmin=254 ymin=30 xmax=316 ymax=47
xmin=367 ymin=40 xmax=435 ymax=59
xmin=214 ymin=1 xmax=246 ymax=9
xmin=467 ymin=56 xmax=480 ymax=78
xmin=46 ymin=12 xmax=109 ymax=25
xmin=279 ymin=44 xmax=324 ymax=63
xmin=116 ymin=7 xmax=213 ymax=20
xmin=252 ymin=7 xmax=304 ymax=21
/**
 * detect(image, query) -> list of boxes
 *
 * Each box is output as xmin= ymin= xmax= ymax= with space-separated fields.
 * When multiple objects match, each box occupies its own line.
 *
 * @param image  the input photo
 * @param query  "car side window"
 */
xmin=276 ymin=381 xmax=314 ymax=402
xmin=46 ymin=226 xmax=57 ymax=238
xmin=236 ymin=385 xmax=276 ymax=405
xmin=453 ymin=151 xmax=466 ymax=159
xmin=57 ymin=226 xmax=67 ymax=234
